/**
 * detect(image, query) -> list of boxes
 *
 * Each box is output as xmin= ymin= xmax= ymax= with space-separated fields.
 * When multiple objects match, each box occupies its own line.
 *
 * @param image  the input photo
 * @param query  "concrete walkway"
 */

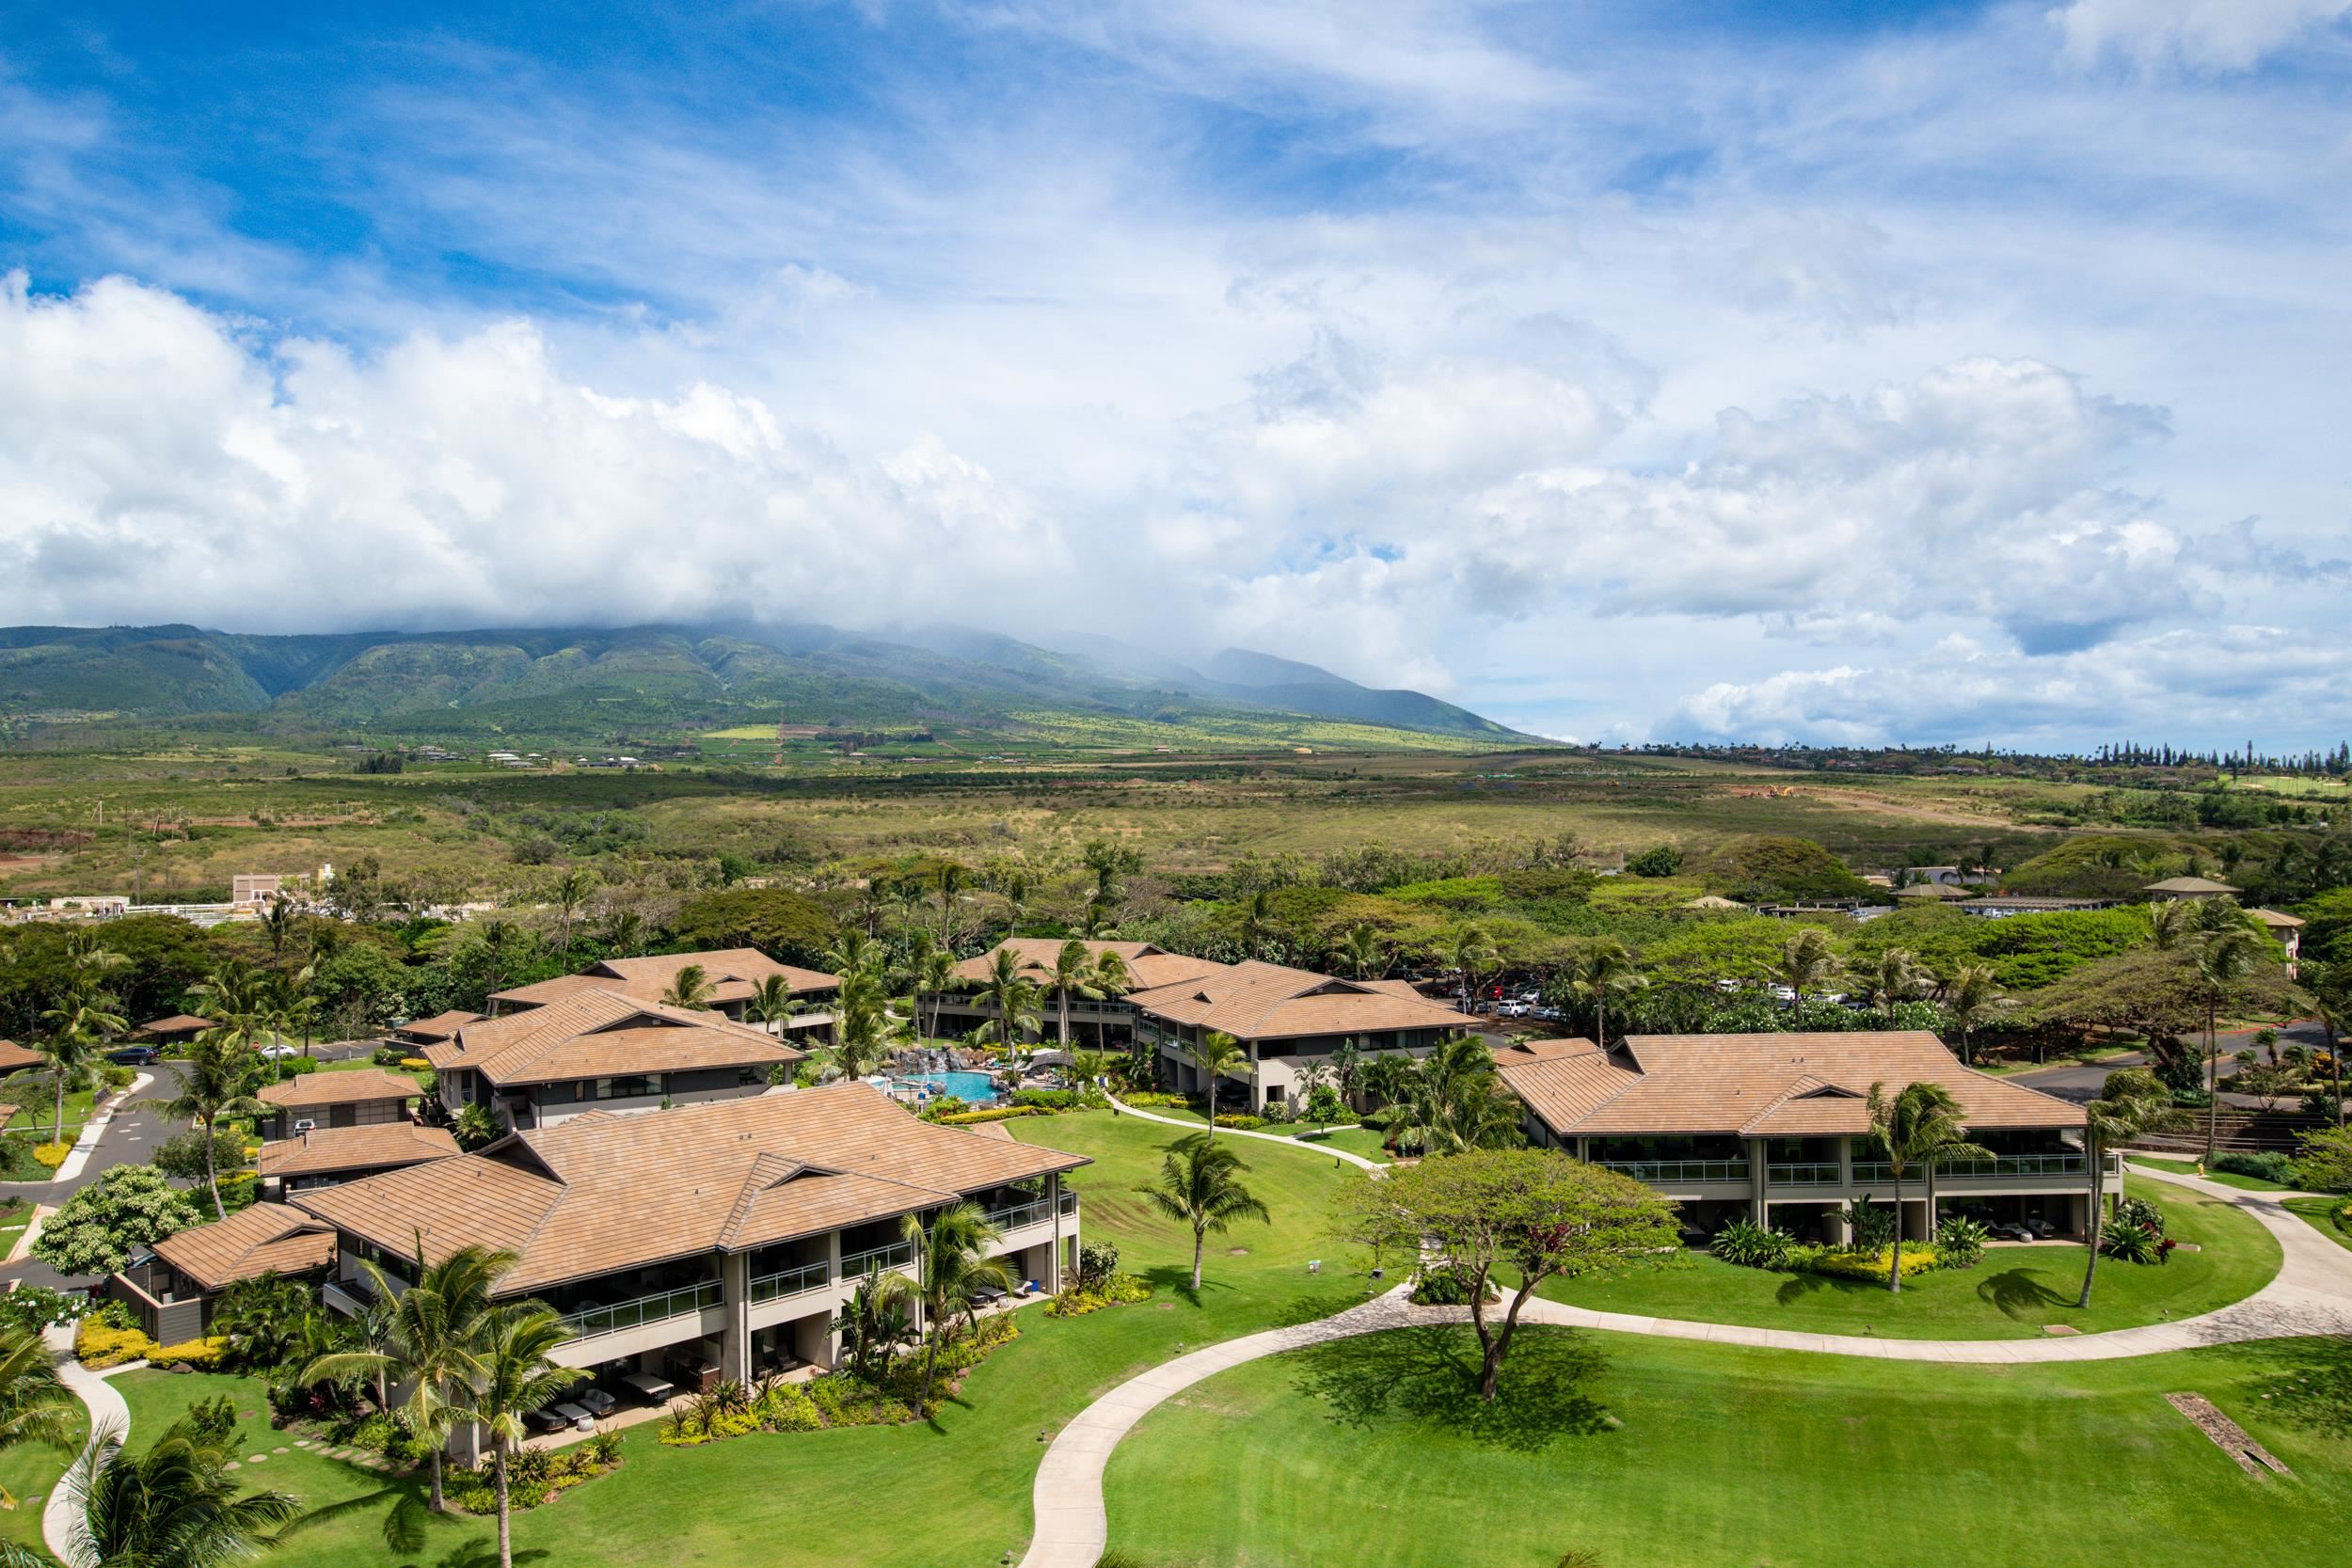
xmin=40 ymin=1322 xmax=127 ymax=1563
xmin=1103 ymin=1093 xmax=1386 ymax=1171
xmin=1015 ymin=1160 xmax=2352 ymax=1568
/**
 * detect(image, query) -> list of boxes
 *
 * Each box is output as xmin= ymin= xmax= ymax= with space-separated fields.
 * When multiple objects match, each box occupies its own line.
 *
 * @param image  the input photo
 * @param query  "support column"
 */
xmin=720 ymin=1253 xmax=751 ymax=1385
xmin=1046 ymin=1173 xmax=1064 ymax=1293
xmin=822 ymin=1227 xmax=845 ymax=1368
xmin=1832 ymin=1137 xmax=1853 ymax=1244
xmin=1749 ymin=1137 xmax=1768 ymax=1224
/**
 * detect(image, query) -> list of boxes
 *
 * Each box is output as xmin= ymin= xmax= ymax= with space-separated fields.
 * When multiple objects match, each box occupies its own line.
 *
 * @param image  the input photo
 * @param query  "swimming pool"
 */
xmin=901 ymin=1070 xmax=1000 ymax=1104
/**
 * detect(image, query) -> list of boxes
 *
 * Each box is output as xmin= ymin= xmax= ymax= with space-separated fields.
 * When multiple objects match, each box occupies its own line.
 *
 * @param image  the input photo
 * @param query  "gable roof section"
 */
xmin=0 ymin=1040 xmax=41 ymax=1073
xmin=1497 ymin=1031 xmax=2084 ymax=1138
xmin=2145 ymin=876 xmax=2239 ymax=895
xmin=592 ymin=949 xmax=840 ymax=1004
xmin=150 ymin=1202 xmax=337 ymax=1291
xmin=293 ymin=1082 xmax=1089 ymax=1293
xmin=948 ymin=939 xmax=1228 ymax=992
xmin=424 ymin=990 xmax=802 ymax=1085
xmin=1126 ymin=959 xmax=1464 ymax=1041
xmin=396 ymin=1008 xmax=482 ymax=1040
xmin=258 ymin=1123 xmax=461 ymax=1180
xmin=260 ymin=1067 xmax=422 ymax=1110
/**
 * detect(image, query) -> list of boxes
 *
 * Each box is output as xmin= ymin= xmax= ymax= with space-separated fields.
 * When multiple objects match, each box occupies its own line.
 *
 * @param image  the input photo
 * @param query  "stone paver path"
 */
xmin=1103 ymin=1094 xmax=1386 ymax=1171
xmin=40 ymin=1324 xmax=128 ymax=1562
xmin=1016 ymin=1159 xmax=2352 ymax=1568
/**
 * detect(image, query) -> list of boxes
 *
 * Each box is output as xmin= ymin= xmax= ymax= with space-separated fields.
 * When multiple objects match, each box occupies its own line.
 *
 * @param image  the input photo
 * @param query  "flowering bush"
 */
xmin=150 ymin=1336 xmax=230 ymax=1370
xmin=74 ymin=1321 xmax=153 ymax=1369
xmin=1810 ymin=1244 xmax=1940 ymax=1282
xmin=1044 ymin=1274 xmax=1153 ymax=1317
xmin=33 ymin=1144 xmax=71 ymax=1169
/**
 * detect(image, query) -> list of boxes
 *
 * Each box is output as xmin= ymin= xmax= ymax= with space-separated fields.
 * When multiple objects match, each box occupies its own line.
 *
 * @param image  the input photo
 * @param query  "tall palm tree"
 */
xmin=2145 ymin=898 xmax=2192 ymax=951
xmin=1136 ymin=1133 xmax=1269 ymax=1291
xmin=900 ymin=1203 xmax=1010 ymax=1418
xmin=36 ymin=998 xmax=121 ymax=1148
xmin=2194 ymin=927 xmax=2264 ymax=1163
xmin=23 ymin=1416 xmax=302 ymax=1568
xmin=452 ymin=1304 xmax=576 ymax=1568
xmin=469 ymin=920 xmax=523 ymax=1009
xmin=1078 ymin=900 xmax=1114 ymax=941
xmin=1778 ymin=927 xmax=1839 ymax=1020
xmin=934 ymin=862 xmax=970 ymax=950
xmin=0 ymin=1324 xmax=78 ymax=1513
xmin=263 ymin=962 xmax=318 ymax=1059
xmin=151 ymin=1030 xmax=271 ymax=1220
xmin=915 ymin=948 xmax=958 ymax=1043
xmin=303 ymin=1243 xmax=517 ymax=1513
xmin=1566 ymin=940 xmax=1645 ymax=1050
xmin=1449 ymin=924 xmax=1499 ymax=1014
xmin=2304 ymin=958 xmax=2348 ymax=1127
xmin=548 ymin=867 xmax=597 ymax=958
xmin=2075 ymin=1068 xmax=2185 ymax=1308
xmin=828 ymin=972 xmax=898 ymax=1081
xmin=745 ymin=974 xmax=800 ymax=1036
xmin=1860 ymin=947 xmax=1926 ymax=1010
xmin=1393 ymin=1035 xmax=1521 ymax=1155
xmin=660 ymin=963 xmax=716 ymax=1009
xmin=1340 ymin=921 xmax=1388 ymax=981
xmin=1861 ymin=1081 xmax=1993 ymax=1294
xmin=598 ymin=907 xmax=645 ymax=958
xmin=1941 ymin=963 xmax=2003 ymax=1066
xmin=973 ymin=946 xmax=1041 ymax=1048
xmin=259 ymin=896 xmax=300 ymax=963
xmin=1185 ymin=1031 xmax=1246 ymax=1138
xmin=1046 ymin=940 xmax=1103 ymax=1051
xmin=1088 ymin=950 xmax=1133 ymax=1051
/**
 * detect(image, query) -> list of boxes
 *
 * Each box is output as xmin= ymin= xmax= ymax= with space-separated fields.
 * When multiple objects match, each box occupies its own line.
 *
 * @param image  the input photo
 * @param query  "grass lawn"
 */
xmin=1124 ymin=1104 xmax=1394 ymax=1164
xmin=1536 ymin=1177 xmax=2279 ymax=1339
xmin=1103 ymin=1326 xmax=2352 ymax=1568
xmin=4 ymin=1085 xmax=100 ymax=1144
xmin=59 ymin=1110 xmax=1374 ymax=1568
xmin=2133 ymin=1155 xmax=2293 ymax=1192
xmin=0 ymin=1198 xmax=33 ymax=1256
xmin=2283 ymin=1196 xmax=2352 ymax=1253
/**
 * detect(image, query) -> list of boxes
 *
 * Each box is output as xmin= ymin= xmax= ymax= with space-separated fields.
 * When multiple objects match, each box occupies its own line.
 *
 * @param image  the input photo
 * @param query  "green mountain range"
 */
xmin=0 ymin=622 xmax=1535 ymax=750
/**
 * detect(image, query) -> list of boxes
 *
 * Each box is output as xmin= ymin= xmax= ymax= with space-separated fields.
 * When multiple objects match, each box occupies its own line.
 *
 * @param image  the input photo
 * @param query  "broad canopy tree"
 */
xmin=1332 ymin=1148 xmax=1677 ymax=1402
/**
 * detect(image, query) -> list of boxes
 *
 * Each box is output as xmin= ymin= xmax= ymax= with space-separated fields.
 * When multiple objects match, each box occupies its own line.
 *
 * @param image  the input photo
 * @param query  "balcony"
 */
xmin=1940 ymin=1153 xmax=2094 ymax=1179
xmin=749 ymin=1259 xmax=831 ymax=1304
xmin=560 ymin=1278 xmax=723 ymax=1341
xmin=1767 ymin=1163 xmax=1842 ymax=1187
xmin=840 ymin=1240 xmax=916 ymax=1278
xmin=1598 ymin=1159 xmax=1751 ymax=1185
xmin=986 ymin=1190 xmax=1081 ymax=1231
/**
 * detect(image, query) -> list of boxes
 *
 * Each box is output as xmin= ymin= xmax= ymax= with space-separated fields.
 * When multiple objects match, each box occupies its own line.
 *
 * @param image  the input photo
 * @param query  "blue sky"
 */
xmin=3 ymin=1 xmax=2349 ymax=749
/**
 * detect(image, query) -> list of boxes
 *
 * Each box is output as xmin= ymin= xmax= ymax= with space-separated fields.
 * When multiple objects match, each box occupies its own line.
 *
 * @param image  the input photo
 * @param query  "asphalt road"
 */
xmin=1 ymin=1060 xmax=187 ymax=1292
xmin=2010 ymin=1022 xmax=2329 ymax=1107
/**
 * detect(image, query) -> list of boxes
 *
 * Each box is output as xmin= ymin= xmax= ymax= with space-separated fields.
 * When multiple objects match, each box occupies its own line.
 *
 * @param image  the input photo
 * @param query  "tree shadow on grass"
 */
xmin=1287 ymin=1324 xmax=1610 ymax=1454
xmin=1978 ymin=1267 xmax=2070 ymax=1323
xmin=2234 ymin=1336 xmax=2352 ymax=1439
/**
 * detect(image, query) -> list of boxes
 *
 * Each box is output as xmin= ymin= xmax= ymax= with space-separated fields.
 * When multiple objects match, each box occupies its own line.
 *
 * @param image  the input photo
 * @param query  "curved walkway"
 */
xmin=1102 ymin=1093 xmax=1386 ymax=1171
xmin=1018 ymin=1159 xmax=2352 ymax=1568
xmin=40 ymin=1323 xmax=126 ymax=1562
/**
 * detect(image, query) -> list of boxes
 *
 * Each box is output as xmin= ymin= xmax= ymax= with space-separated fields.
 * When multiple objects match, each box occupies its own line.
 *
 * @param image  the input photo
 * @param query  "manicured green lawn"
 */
xmin=4 ymin=1085 xmax=101 ymax=1144
xmin=1103 ymin=1327 xmax=2352 ymax=1568
xmin=2133 ymin=1155 xmax=2292 ymax=1192
xmin=2283 ymin=1196 xmax=2352 ymax=1253
xmin=1124 ymin=1103 xmax=1394 ymax=1163
xmin=63 ymin=1111 xmax=1372 ymax=1568
xmin=1536 ymin=1177 xmax=2279 ymax=1339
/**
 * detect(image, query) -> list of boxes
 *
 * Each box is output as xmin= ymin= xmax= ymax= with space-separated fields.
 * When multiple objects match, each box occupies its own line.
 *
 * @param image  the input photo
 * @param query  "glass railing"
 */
xmin=749 ymin=1259 xmax=832 ymax=1303
xmin=840 ymin=1240 xmax=916 ymax=1277
xmin=1058 ymin=1189 xmax=1078 ymax=1215
xmin=1598 ymin=1160 xmax=1751 ymax=1184
xmin=1940 ymin=1154 xmax=2090 ymax=1178
xmin=987 ymin=1197 xmax=1056 ymax=1230
xmin=560 ymin=1277 xmax=722 ymax=1339
xmin=1767 ymin=1163 xmax=1842 ymax=1186
xmin=1851 ymin=1162 xmax=1895 ymax=1183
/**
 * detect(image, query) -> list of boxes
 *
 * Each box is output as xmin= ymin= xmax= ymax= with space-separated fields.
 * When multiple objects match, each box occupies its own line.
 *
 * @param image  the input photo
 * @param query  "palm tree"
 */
xmin=302 ymin=1242 xmax=516 ymax=1513
xmin=2305 ymin=958 xmax=2348 ymax=1127
xmin=1079 ymin=900 xmax=1114 ymax=941
xmin=2145 ymin=899 xmax=2192 ymax=951
xmin=36 ymin=998 xmax=121 ymax=1147
xmin=1859 ymin=947 xmax=1926 ymax=1010
xmin=901 ymin=1203 xmax=1010 ymax=1418
xmin=1393 ymin=1036 xmax=1521 ymax=1155
xmin=211 ymin=1273 xmax=313 ymax=1369
xmin=1449 ymin=924 xmax=1500 ymax=1014
xmin=1566 ymin=940 xmax=1645 ymax=1050
xmin=915 ymin=947 xmax=958 ymax=1043
xmin=1136 ymin=1133 xmax=1269 ymax=1291
xmin=1941 ymin=963 xmax=2003 ymax=1066
xmin=263 ymin=962 xmax=319 ymax=1058
xmin=823 ymin=927 xmax=882 ymax=982
xmin=744 ymin=974 xmax=800 ymax=1036
xmin=660 ymin=962 xmax=716 ymax=1009
xmin=469 ymin=920 xmax=523 ymax=1008
xmin=828 ymin=973 xmax=898 ymax=1081
xmin=934 ymin=862 xmax=970 ymax=950
xmin=548 ymin=867 xmax=596 ymax=958
xmin=26 ymin=1416 xmax=301 ymax=1568
xmin=151 ymin=1030 xmax=272 ymax=1219
xmin=2194 ymin=927 xmax=2264 ymax=1163
xmin=1239 ymin=890 xmax=1279 ymax=961
xmin=973 ymin=946 xmax=1041 ymax=1048
xmin=1778 ymin=927 xmax=1839 ymax=1019
xmin=598 ymin=907 xmax=645 ymax=958
xmin=259 ymin=896 xmax=300 ymax=962
xmin=1088 ymin=949 xmax=1133 ymax=1050
xmin=1185 ymin=1031 xmax=1247 ymax=1138
xmin=1340 ymin=921 xmax=1388 ymax=981
xmin=1860 ymin=1082 xmax=1993 ymax=1293
xmin=0 ymin=1324 xmax=78 ymax=1513
xmin=2075 ymin=1068 xmax=2185 ymax=1308
xmin=1046 ymin=940 xmax=1103 ymax=1051
xmin=451 ymin=1304 xmax=575 ymax=1568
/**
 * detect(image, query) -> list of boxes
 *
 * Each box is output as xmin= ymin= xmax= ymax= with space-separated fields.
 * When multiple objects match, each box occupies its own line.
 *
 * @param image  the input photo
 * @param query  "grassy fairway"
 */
xmin=69 ymin=1111 xmax=1366 ymax=1568
xmin=1103 ymin=1327 xmax=2352 ymax=1568
xmin=1537 ymin=1177 xmax=2279 ymax=1338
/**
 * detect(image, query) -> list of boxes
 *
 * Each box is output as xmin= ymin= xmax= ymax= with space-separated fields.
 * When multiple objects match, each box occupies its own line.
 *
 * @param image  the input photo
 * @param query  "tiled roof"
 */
xmin=424 ymin=990 xmax=803 ymax=1085
xmin=1491 ymin=1036 xmax=1597 ymax=1065
xmin=0 ymin=1040 xmax=42 ymax=1073
xmin=258 ymin=1123 xmax=461 ymax=1180
xmin=493 ymin=949 xmax=841 ymax=1014
xmin=1497 ymin=1031 xmax=2085 ymax=1138
xmin=137 ymin=1014 xmax=215 ymax=1035
xmin=260 ymin=1068 xmax=422 ymax=1109
xmin=150 ymin=1202 xmax=337 ymax=1291
xmin=1892 ymin=882 xmax=1974 ymax=899
xmin=293 ymin=1083 xmax=1090 ymax=1294
xmin=2249 ymin=908 xmax=2306 ymax=929
xmin=2145 ymin=876 xmax=2240 ymax=894
xmin=948 ymin=939 xmax=1228 ymax=992
xmin=1126 ymin=959 xmax=1465 ymax=1042
xmin=396 ymin=1009 xmax=482 ymax=1040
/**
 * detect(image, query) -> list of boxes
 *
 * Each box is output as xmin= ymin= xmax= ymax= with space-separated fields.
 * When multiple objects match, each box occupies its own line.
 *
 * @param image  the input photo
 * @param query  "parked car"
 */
xmin=105 ymin=1045 xmax=158 ymax=1066
xmin=1496 ymin=1000 xmax=1531 ymax=1019
xmin=256 ymin=1043 xmax=300 ymax=1061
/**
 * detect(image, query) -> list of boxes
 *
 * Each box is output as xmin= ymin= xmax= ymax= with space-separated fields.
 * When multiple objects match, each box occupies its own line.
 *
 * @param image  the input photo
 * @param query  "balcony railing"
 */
xmin=840 ymin=1240 xmax=916 ymax=1278
xmin=560 ymin=1278 xmax=722 ymax=1340
xmin=986 ymin=1196 xmax=1056 ymax=1231
xmin=1939 ymin=1153 xmax=2090 ymax=1179
xmin=1598 ymin=1159 xmax=1751 ymax=1184
xmin=1767 ymin=1163 xmax=1843 ymax=1186
xmin=749 ymin=1259 xmax=832 ymax=1304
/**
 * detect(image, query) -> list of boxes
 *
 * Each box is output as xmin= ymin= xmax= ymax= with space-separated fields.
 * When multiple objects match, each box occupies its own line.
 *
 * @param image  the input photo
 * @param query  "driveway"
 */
xmin=0 ymin=1060 xmax=186 ymax=1292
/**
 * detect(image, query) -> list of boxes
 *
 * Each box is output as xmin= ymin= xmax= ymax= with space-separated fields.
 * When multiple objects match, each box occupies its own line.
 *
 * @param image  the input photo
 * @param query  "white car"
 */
xmin=1496 ymin=1000 xmax=1530 ymax=1019
xmin=257 ymin=1044 xmax=300 ymax=1061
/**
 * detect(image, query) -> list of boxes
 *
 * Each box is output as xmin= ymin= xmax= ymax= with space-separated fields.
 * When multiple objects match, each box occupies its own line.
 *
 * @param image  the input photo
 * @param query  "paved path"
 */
xmin=1015 ymin=1160 xmax=2352 ymax=1568
xmin=40 ymin=1322 xmax=126 ymax=1563
xmin=1103 ymin=1093 xmax=1386 ymax=1171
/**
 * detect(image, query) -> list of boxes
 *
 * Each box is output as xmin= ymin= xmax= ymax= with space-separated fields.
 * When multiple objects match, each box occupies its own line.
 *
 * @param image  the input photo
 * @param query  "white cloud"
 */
xmin=2051 ymin=0 xmax=2352 ymax=72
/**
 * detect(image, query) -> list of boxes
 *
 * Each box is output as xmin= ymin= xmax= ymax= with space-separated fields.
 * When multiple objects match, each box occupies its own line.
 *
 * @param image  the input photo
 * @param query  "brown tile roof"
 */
xmin=259 ymin=1123 xmax=461 ymax=1180
xmin=2145 ymin=876 xmax=2240 ymax=895
xmin=424 ymin=990 xmax=803 ymax=1085
xmin=260 ymin=1068 xmax=422 ymax=1110
xmin=1491 ymin=1036 xmax=1597 ymax=1065
xmin=493 ymin=950 xmax=842 ymax=1014
xmin=2249 ymin=908 xmax=2306 ymax=929
xmin=948 ymin=940 xmax=1228 ymax=992
xmin=1497 ymin=1031 xmax=2085 ymax=1138
xmin=486 ymin=974 xmax=618 ymax=1010
xmin=149 ymin=1202 xmax=337 ymax=1291
xmin=396 ymin=1009 xmax=482 ymax=1041
xmin=1127 ymin=959 xmax=1466 ymax=1042
xmin=0 ymin=1040 xmax=41 ymax=1073
xmin=293 ymin=1083 xmax=1089 ymax=1294
xmin=136 ymin=1014 xmax=215 ymax=1036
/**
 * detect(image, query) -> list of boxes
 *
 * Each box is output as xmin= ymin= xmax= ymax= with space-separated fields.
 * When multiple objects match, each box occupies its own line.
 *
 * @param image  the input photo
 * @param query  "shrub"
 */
xmin=758 ymin=1383 xmax=823 ymax=1433
xmin=74 ymin=1321 xmax=153 ymax=1370
xmin=1408 ymin=1264 xmax=1495 ymax=1307
xmin=2114 ymin=1195 xmax=2167 ymax=1238
xmin=1120 ymin=1091 xmax=1192 ymax=1108
xmin=0 ymin=1285 xmax=95 ymax=1334
xmin=935 ymin=1105 xmax=1047 ymax=1125
xmin=1043 ymin=1274 xmax=1153 ymax=1318
xmin=101 ymin=1065 xmax=136 ymax=1090
xmin=1627 ymin=845 xmax=1684 ymax=878
xmin=1076 ymin=1239 xmax=1120 ymax=1290
xmin=398 ymin=1056 xmax=432 ymax=1071
xmin=1257 ymin=1100 xmax=1297 ymax=1125
xmin=2100 ymin=1216 xmax=2173 ymax=1264
xmin=2288 ymin=1125 xmax=2352 ymax=1194
xmin=1931 ymin=1216 xmax=1989 ymax=1272
xmin=372 ymin=1043 xmax=412 ymax=1067
xmin=2213 ymin=1150 xmax=2292 ymax=1184
xmin=33 ymin=1143 xmax=71 ymax=1169
xmin=1811 ymin=1244 xmax=1939 ymax=1282
xmin=184 ymin=1393 xmax=239 ymax=1444
xmin=151 ymin=1336 xmax=230 ymax=1370
xmin=1709 ymin=1219 xmax=1798 ymax=1270
xmin=1010 ymin=1088 xmax=1083 ymax=1111
xmin=1213 ymin=1113 xmax=1266 ymax=1131
xmin=275 ymin=1056 xmax=321 ymax=1078
xmin=1837 ymin=1197 xmax=1896 ymax=1253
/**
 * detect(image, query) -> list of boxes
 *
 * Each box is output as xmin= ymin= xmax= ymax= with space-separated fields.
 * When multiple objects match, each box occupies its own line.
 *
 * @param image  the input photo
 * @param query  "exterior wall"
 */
xmin=105 ymin=1262 xmax=209 ymax=1344
xmin=520 ymin=1069 xmax=771 ymax=1129
xmin=268 ymin=1097 xmax=406 ymax=1139
xmin=1149 ymin=1021 xmax=1453 ymax=1112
